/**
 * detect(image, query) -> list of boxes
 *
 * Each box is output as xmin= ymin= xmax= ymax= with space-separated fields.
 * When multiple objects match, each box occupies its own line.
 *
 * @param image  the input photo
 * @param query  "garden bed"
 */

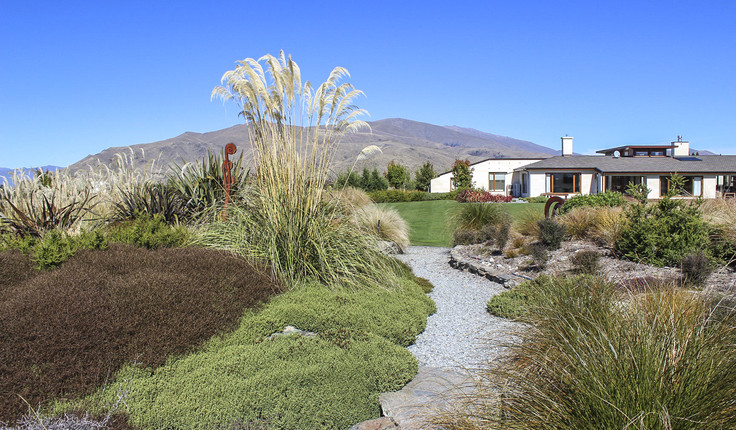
xmin=451 ymin=240 xmax=736 ymax=293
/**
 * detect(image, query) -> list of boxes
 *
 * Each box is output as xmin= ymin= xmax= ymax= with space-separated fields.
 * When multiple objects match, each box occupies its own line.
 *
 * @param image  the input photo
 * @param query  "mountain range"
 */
xmin=65 ymin=118 xmax=558 ymax=176
xmin=3 ymin=118 xmax=718 ymax=183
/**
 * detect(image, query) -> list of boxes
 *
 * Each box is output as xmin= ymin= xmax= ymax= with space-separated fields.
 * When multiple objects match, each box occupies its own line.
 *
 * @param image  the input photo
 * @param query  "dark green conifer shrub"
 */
xmin=617 ymin=175 xmax=711 ymax=267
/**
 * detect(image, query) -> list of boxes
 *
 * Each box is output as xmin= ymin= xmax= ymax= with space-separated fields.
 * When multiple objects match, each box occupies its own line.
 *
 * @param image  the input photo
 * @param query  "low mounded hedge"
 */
xmin=368 ymin=189 xmax=456 ymax=203
xmin=559 ymin=191 xmax=625 ymax=214
xmin=0 ymin=244 xmax=279 ymax=424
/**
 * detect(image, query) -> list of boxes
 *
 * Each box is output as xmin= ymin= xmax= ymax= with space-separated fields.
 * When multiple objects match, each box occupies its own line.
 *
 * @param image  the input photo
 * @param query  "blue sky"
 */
xmin=1 ymin=0 xmax=734 ymax=168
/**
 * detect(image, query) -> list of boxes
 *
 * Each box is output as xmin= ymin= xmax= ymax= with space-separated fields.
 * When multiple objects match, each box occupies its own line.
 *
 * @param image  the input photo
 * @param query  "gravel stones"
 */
xmin=395 ymin=246 xmax=522 ymax=370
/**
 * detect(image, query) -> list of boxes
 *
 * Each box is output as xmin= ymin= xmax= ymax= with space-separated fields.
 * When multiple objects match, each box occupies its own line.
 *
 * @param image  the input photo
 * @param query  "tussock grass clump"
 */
xmin=208 ymin=51 xmax=400 ymax=289
xmin=452 ymin=203 xmax=510 ymax=247
xmin=680 ymin=250 xmax=714 ymax=287
xmin=352 ymin=204 xmax=410 ymax=252
xmin=454 ymin=203 xmax=508 ymax=231
xmin=476 ymin=275 xmax=736 ymax=429
xmin=514 ymin=208 xmax=544 ymax=238
xmin=0 ymin=244 xmax=278 ymax=423
xmin=559 ymin=206 xmax=598 ymax=239
xmin=590 ymin=205 xmax=625 ymax=248
xmin=328 ymin=186 xmax=373 ymax=209
xmin=570 ymin=249 xmax=601 ymax=275
xmin=537 ymin=218 xmax=566 ymax=250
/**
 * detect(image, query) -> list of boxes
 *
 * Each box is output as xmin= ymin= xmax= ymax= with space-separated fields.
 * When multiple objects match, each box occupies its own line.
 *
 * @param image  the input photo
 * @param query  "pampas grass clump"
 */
xmin=206 ymin=51 xmax=401 ymax=289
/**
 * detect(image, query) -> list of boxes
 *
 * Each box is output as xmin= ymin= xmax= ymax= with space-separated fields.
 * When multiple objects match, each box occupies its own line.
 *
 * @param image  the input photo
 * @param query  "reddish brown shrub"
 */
xmin=456 ymin=189 xmax=513 ymax=203
xmin=0 ymin=250 xmax=38 ymax=299
xmin=0 ymin=244 xmax=280 ymax=424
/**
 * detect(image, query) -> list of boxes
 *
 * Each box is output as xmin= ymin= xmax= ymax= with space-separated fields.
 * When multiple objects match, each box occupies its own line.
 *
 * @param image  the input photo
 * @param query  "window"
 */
xmin=521 ymin=173 xmax=528 ymax=194
xmin=660 ymin=176 xmax=702 ymax=197
xmin=548 ymin=173 xmax=580 ymax=194
xmin=605 ymin=176 xmax=643 ymax=193
xmin=489 ymin=172 xmax=505 ymax=192
xmin=717 ymin=175 xmax=735 ymax=194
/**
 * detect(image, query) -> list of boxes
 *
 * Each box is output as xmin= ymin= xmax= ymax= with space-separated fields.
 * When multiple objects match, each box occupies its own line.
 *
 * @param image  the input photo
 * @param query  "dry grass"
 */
xmin=557 ymin=206 xmax=625 ymax=248
xmin=702 ymin=198 xmax=736 ymax=240
xmin=590 ymin=206 xmax=625 ymax=248
xmin=352 ymin=205 xmax=410 ymax=252
xmin=513 ymin=207 xmax=544 ymax=237
xmin=559 ymin=206 xmax=598 ymax=239
xmin=328 ymin=187 xmax=373 ymax=210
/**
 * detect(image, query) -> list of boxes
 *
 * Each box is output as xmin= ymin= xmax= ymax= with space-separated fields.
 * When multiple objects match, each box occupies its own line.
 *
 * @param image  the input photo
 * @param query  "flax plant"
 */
xmin=207 ymin=51 xmax=400 ymax=289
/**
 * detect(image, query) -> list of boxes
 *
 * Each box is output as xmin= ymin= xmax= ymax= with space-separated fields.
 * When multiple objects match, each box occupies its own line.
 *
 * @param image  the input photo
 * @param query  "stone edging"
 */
xmin=448 ymin=248 xmax=531 ymax=288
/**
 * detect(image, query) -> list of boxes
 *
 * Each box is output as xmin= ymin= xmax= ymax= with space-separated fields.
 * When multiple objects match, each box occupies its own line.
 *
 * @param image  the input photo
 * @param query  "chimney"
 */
xmin=671 ymin=136 xmax=690 ymax=157
xmin=561 ymin=136 xmax=573 ymax=156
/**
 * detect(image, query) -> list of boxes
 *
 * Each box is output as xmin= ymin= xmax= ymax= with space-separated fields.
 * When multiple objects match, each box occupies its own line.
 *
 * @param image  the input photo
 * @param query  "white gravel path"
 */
xmin=395 ymin=246 xmax=523 ymax=370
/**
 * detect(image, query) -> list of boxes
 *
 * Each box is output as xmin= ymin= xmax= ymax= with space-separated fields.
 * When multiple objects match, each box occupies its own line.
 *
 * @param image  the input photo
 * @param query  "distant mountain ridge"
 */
xmin=0 ymin=166 xmax=63 ymax=186
xmin=68 ymin=118 xmax=557 ymax=176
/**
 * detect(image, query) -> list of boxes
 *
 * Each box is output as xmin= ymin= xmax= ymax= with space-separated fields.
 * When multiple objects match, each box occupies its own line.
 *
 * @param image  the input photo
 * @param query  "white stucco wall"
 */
xmin=430 ymin=172 xmax=453 ymax=193
xmin=528 ymin=171 xmax=547 ymax=197
xmin=644 ymin=175 xmax=660 ymax=199
xmin=430 ymin=158 xmax=543 ymax=194
xmin=703 ymin=176 xmax=718 ymax=199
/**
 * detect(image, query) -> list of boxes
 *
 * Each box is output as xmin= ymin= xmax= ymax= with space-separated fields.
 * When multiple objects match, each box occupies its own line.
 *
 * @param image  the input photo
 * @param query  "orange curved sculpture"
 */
xmin=544 ymin=196 xmax=565 ymax=219
xmin=222 ymin=143 xmax=237 ymax=219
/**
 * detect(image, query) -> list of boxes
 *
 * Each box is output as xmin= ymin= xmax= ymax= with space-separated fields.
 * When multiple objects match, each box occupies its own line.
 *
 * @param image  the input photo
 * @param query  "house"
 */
xmin=430 ymin=136 xmax=736 ymax=199
xmin=430 ymin=157 xmax=547 ymax=195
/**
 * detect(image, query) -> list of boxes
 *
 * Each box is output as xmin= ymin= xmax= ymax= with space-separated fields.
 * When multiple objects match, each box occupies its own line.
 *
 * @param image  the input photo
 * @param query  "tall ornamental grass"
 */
xmin=206 ymin=51 xmax=401 ymax=288
xmin=0 ymin=149 xmax=162 ymax=236
xmin=470 ymin=276 xmax=736 ymax=429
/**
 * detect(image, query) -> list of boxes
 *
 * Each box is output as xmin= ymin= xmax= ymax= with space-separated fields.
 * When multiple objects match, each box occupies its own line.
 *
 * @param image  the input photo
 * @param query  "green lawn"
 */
xmin=380 ymin=200 xmax=545 ymax=247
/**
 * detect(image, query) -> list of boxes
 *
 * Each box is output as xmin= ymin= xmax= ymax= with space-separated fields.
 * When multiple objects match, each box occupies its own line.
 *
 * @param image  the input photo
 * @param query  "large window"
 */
xmin=548 ymin=173 xmax=580 ymax=194
xmin=660 ymin=176 xmax=702 ymax=197
xmin=717 ymin=175 xmax=735 ymax=195
xmin=605 ymin=176 xmax=643 ymax=193
xmin=489 ymin=172 xmax=505 ymax=192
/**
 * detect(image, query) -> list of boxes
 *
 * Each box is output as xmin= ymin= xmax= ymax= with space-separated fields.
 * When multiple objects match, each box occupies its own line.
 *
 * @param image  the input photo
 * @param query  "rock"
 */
xmin=379 ymin=366 xmax=477 ymax=430
xmin=349 ymin=416 xmax=400 ymax=430
xmin=378 ymin=240 xmax=403 ymax=255
xmin=268 ymin=326 xmax=317 ymax=340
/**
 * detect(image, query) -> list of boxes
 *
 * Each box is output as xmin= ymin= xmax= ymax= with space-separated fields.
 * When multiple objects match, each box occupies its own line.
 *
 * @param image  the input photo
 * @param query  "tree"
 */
xmin=384 ymin=160 xmax=410 ymax=189
xmin=359 ymin=167 xmax=388 ymax=192
xmin=414 ymin=161 xmax=437 ymax=192
xmin=451 ymin=159 xmax=473 ymax=190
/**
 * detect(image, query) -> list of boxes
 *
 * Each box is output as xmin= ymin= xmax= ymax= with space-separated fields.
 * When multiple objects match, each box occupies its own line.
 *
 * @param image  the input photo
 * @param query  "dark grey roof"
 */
xmin=519 ymin=155 xmax=736 ymax=174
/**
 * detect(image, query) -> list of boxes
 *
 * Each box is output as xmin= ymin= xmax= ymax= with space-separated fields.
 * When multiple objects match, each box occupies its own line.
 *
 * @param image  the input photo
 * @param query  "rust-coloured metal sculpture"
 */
xmin=544 ymin=196 xmax=565 ymax=219
xmin=222 ymin=143 xmax=237 ymax=220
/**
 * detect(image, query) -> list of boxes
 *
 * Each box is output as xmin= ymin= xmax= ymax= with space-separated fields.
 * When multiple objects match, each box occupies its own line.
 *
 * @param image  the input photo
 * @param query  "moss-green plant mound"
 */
xmin=58 ymin=277 xmax=434 ymax=429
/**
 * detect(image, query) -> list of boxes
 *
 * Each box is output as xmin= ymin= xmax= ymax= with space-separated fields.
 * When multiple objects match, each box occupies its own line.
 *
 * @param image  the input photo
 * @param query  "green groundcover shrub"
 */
xmin=55 ymin=278 xmax=436 ymax=429
xmin=486 ymin=276 xmax=549 ymax=320
xmin=0 ymin=214 xmax=189 ymax=270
